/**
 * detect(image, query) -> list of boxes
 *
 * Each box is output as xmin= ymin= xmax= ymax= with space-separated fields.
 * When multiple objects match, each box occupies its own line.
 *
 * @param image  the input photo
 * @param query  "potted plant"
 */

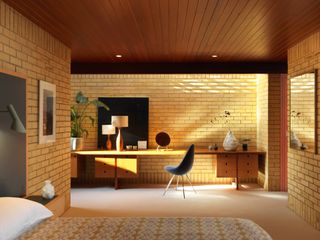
xmin=210 ymin=110 xmax=238 ymax=151
xmin=71 ymin=92 xmax=109 ymax=150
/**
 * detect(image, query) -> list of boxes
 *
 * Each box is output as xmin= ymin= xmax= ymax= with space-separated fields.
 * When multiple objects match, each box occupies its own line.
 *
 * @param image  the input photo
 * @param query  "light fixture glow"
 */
xmin=115 ymin=54 xmax=122 ymax=58
xmin=211 ymin=54 xmax=218 ymax=58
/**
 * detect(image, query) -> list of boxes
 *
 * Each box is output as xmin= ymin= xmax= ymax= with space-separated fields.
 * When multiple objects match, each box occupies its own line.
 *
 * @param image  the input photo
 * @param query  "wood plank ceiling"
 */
xmin=4 ymin=0 xmax=320 ymax=63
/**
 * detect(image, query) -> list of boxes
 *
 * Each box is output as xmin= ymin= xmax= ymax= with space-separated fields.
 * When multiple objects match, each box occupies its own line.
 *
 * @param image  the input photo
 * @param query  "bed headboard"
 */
xmin=0 ymin=71 xmax=26 ymax=197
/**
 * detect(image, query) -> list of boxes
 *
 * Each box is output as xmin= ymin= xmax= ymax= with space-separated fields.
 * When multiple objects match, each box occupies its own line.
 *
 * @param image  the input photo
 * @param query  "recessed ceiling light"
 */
xmin=211 ymin=54 xmax=218 ymax=58
xmin=115 ymin=54 xmax=122 ymax=58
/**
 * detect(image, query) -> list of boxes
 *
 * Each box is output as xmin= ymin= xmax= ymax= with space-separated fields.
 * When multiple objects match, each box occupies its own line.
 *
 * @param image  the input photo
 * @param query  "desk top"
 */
xmin=195 ymin=148 xmax=266 ymax=155
xmin=73 ymin=149 xmax=186 ymax=156
xmin=73 ymin=147 xmax=265 ymax=156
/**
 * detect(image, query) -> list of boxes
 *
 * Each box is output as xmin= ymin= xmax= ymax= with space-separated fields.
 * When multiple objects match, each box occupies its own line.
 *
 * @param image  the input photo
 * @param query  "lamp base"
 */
xmin=116 ymin=128 xmax=124 ymax=151
xmin=106 ymin=135 xmax=112 ymax=150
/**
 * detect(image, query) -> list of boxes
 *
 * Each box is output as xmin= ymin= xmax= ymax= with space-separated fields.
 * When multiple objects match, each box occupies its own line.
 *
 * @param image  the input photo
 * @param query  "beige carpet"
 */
xmin=64 ymin=184 xmax=320 ymax=240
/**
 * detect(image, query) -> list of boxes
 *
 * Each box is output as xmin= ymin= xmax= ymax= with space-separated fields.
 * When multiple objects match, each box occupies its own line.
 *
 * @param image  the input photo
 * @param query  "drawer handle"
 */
xmin=247 ymin=162 xmax=249 ymax=166
xmin=225 ymin=162 xmax=228 ymax=166
xmin=104 ymin=171 xmax=106 ymax=173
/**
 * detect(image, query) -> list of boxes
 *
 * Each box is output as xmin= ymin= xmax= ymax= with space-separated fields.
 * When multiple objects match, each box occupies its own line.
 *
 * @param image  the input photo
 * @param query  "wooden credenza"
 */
xmin=216 ymin=153 xmax=259 ymax=178
xmin=196 ymin=148 xmax=264 ymax=189
xmin=71 ymin=148 xmax=265 ymax=190
xmin=71 ymin=150 xmax=186 ymax=189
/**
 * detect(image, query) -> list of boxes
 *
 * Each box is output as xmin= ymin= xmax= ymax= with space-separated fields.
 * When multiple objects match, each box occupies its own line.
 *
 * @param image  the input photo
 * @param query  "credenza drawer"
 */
xmin=117 ymin=158 xmax=138 ymax=178
xmin=95 ymin=158 xmax=115 ymax=178
xmin=238 ymin=154 xmax=258 ymax=178
xmin=71 ymin=154 xmax=78 ymax=178
xmin=95 ymin=158 xmax=138 ymax=178
xmin=217 ymin=154 xmax=237 ymax=177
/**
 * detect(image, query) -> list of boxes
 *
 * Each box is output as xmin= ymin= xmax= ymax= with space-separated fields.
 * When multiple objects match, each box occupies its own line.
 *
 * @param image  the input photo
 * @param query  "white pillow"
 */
xmin=0 ymin=197 xmax=53 ymax=240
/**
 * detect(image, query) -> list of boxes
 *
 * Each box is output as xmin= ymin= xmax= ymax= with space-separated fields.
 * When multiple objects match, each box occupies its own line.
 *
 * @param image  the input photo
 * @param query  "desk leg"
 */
xmin=236 ymin=155 xmax=239 ymax=190
xmin=115 ymin=157 xmax=118 ymax=190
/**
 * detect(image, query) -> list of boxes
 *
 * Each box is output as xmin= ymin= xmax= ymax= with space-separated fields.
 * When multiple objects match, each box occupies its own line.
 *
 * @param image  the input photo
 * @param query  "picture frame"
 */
xmin=39 ymin=80 xmax=56 ymax=144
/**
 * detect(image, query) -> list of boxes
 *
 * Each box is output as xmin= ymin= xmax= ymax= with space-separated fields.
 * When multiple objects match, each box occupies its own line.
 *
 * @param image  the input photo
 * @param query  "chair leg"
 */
xmin=186 ymin=174 xmax=197 ymax=194
xmin=175 ymin=176 xmax=179 ymax=190
xmin=163 ymin=175 xmax=175 ymax=196
xmin=182 ymin=175 xmax=185 ymax=199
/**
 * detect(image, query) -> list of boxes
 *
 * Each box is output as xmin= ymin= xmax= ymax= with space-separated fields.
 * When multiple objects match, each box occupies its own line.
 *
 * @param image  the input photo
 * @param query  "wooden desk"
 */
xmin=73 ymin=149 xmax=186 ymax=189
xmin=72 ymin=148 xmax=265 ymax=190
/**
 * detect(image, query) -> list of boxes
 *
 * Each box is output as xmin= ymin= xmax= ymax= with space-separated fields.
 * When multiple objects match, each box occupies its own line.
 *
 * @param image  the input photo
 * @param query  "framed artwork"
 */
xmin=39 ymin=80 xmax=56 ymax=144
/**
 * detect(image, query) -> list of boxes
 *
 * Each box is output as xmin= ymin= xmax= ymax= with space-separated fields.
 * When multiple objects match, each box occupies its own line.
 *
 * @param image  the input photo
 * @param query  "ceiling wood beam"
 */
xmin=71 ymin=62 xmax=287 ymax=74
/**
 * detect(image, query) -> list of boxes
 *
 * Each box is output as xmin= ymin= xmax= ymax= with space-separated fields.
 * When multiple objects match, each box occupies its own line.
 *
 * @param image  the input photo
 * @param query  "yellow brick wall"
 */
xmin=257 ymin=74 xmax=268 ymax=188
xmin=256 ymin=74 xmax=281 ymax=191
xmin=71 ymin=74 xmax=259 ymax=184
xmin=288 ymin=31 xmax=320 ymax=230
xmin=0 ymin=1 xmax=71 ymax=203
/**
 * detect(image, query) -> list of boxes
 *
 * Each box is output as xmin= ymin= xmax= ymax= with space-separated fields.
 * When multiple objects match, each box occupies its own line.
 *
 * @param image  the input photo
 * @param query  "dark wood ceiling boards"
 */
xmin=4 ymin=0 xmax=320 ymax=64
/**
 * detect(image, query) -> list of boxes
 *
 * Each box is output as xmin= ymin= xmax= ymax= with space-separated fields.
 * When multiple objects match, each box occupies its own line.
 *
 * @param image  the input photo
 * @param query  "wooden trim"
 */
xmin=280 ymin=74 xmax=288 ymax=191
xmin=71 ymin=62 xmax=287 ymax=74
xmin=0 ymin=69 xmax=28 ymax=197
xmin=0 ymin=69 xmax=27 ymax=80
xmin=315 ymin=69 xmax=318 ymax=154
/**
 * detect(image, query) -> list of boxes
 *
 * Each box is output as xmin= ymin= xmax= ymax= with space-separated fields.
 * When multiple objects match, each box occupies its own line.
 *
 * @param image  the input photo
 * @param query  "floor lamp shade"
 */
xmin=5 ymin=104 xmax=26 ymax=133
xmin=111 ymin=116 xmax=128 ymax=151
xmin=102 ymin=124 xmax=115 ymax=150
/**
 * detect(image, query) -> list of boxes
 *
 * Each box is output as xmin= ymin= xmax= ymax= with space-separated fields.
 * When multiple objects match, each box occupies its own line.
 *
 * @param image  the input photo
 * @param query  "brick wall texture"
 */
xmin=256 ymin=74 xmax=281 ymax=191
xmin=256 ymin=74 xmax=268 ymax=187
xmin=288 ymin=31 xmax=320 ymax=230
xmin=0 ymin=1 xmax=71 ymax=200
xmin=71 ymin=74 xmax=265 ymax=184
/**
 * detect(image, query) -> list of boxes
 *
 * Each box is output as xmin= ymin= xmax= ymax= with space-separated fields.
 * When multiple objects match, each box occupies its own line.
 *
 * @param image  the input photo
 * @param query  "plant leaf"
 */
xmin=76 ymin=91 xmax=89 ymax=104
xmin=90 ymin=99 xmax=110 ymax=110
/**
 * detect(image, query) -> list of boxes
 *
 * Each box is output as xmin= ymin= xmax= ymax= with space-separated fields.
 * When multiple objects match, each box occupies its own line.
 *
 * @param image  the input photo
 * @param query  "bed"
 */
xmin=20 ymin=217 xmax=272 ymax=240
xmin=0 ymin=197 xmax=272 ymax=240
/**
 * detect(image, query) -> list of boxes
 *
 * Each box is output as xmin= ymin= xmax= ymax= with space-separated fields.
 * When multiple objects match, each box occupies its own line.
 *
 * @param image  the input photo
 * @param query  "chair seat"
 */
xmin=164 ymin=165 xmax=182 ymax=175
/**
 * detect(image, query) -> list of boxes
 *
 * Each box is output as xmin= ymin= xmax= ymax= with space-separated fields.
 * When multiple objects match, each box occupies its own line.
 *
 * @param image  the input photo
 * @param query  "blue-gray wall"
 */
xmin=0 ymin=72 xmax=26 ymax=197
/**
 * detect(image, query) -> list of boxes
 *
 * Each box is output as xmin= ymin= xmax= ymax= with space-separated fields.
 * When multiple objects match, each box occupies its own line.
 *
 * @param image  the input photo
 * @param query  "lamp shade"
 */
xmin=7 ymin=104 xmax=26 ymax=133
xmin=111 ymin=116 xmax=128 ymax=128
xmin=102 ymin=124 xmax=115 ymax=135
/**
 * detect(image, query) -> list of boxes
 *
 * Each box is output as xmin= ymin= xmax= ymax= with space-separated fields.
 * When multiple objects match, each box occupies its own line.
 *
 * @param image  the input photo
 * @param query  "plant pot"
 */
xmin=223 ymin=130 xmax=239 ymax=151
xmin=70 ymin=137 xmax=84 ymax=151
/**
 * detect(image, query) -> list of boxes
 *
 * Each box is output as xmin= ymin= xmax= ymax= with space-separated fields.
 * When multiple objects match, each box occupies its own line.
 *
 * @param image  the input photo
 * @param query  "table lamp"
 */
xmin=102 ymin=124 xmax=115 ymax=150
xmin=111 ymin=116 xmax=128 ymax=151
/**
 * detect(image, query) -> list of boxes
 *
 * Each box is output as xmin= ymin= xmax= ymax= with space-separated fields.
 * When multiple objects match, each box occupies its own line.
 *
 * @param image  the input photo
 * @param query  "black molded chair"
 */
xmin=163 ymin=144 xmax=196 ymax=198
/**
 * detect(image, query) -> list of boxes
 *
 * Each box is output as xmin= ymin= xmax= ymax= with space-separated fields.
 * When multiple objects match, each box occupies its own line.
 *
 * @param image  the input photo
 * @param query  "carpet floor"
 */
xmin=63 ymin=184 xmax=320 ymax=240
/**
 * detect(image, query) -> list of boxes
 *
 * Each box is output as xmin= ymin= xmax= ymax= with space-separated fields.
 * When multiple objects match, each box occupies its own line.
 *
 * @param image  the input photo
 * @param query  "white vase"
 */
xmin=41 ymin=180 xmax=55 ymax=199
xmin=223 ymin=130 xmax=239 ymax=151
